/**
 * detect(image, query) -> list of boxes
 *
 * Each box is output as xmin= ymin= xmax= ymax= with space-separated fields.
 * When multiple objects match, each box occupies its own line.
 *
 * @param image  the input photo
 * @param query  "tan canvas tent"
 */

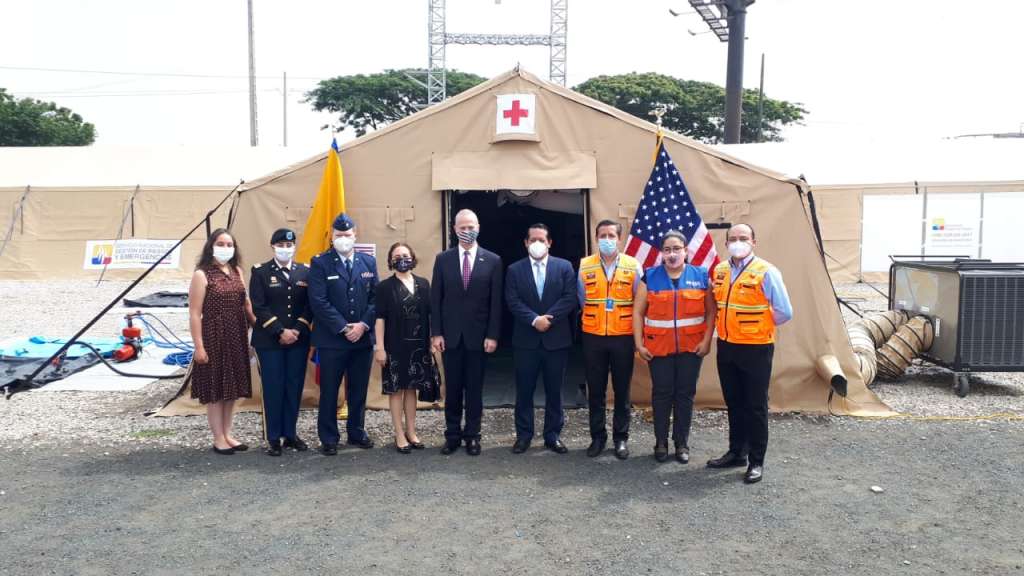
xmin=158 ymin=68 xmax=891 ymax=418
xmin=0 ymin=146 xmax=315 ymax=280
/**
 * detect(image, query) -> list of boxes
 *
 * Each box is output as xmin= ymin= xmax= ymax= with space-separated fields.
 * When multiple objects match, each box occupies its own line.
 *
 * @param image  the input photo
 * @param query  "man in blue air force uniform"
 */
xmin=308 ymin=213 xmax=378 ymax=455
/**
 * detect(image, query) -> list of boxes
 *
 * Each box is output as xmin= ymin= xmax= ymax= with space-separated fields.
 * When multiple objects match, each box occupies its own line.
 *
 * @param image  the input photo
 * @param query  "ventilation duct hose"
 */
xmin=877 ymin=316 xmax=935 ymax=381
xmin=847 ymin=310 xmax=911 ymax=387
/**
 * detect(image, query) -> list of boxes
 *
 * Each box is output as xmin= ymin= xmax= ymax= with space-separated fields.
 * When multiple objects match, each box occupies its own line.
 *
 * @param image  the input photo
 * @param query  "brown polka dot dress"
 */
xmin=190 ymin=265 xmax=252 ymax=404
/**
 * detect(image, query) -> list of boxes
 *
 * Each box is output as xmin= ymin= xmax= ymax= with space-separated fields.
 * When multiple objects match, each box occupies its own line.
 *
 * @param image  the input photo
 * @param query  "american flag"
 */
xmin=624 ymin=140 xmax=720 ymax=271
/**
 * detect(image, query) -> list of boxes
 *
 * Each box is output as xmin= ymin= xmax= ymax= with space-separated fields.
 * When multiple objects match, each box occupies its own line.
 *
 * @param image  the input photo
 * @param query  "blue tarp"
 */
xmin=0 ymin=336 xmax=124 ymax=359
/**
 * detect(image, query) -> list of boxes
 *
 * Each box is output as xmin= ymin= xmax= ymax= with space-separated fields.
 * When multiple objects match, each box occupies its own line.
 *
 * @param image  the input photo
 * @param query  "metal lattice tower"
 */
xmin=426 ymin=0 xmax=568 ymax=106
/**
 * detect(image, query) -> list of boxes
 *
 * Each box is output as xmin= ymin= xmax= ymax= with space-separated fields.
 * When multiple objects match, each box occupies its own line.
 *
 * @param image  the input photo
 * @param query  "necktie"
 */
xmin=344 ymin=258 xmax=352 ymax=276
xmin=462 ymin=251 xmax=471 ymax=289
xmin=535 ymin=261 xmax=545 ymax=299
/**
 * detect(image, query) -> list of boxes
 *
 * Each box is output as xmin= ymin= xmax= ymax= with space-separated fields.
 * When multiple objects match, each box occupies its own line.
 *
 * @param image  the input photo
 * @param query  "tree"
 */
xmin=0 ymin=89 xmax=96 ymax=146
xmin=306 ymin=69 xmax=488 ymax=136
xmin=573 ymin=72 xmax=806 ymax=143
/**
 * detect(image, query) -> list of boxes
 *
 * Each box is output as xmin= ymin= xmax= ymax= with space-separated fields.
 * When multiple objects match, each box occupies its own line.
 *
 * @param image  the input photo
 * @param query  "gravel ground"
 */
xmin=1 ymin=279 xmax=1023 ymax=574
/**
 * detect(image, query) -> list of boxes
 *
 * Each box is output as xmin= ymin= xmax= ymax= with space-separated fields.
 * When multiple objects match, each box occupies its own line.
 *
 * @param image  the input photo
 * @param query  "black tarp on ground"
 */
xmin=0 ymin=354 xmax=101 ymax=389
xmin=123 ymin=292 xmax=188 ymax=308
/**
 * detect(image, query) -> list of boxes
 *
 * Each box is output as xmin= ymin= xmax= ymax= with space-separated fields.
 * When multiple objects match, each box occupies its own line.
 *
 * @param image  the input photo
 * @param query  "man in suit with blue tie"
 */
xmin=505 ymin=223 xmax=578 ymax=454
xmin=308 ymin=213 xmax=378 ymax=455
xmin=430 ymin=209 xmax=503 ymax=456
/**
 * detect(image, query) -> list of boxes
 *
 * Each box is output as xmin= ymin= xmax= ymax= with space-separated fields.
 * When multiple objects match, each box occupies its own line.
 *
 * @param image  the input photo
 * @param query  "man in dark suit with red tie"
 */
xmin=504 ymin=223 xmax=577 ymax=454
xmin=430 ymin=209 xmax=503 ymax=456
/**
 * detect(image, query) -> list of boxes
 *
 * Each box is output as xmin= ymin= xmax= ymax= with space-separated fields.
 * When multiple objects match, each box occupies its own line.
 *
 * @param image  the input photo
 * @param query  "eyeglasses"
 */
xmin=661 ymin=246 xmax=685 ymax=254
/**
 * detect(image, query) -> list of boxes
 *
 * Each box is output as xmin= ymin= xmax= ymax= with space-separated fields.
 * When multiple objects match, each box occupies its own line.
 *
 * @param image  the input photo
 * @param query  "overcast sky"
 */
xmin=3 ymin=0 xmax=1022 ymax=155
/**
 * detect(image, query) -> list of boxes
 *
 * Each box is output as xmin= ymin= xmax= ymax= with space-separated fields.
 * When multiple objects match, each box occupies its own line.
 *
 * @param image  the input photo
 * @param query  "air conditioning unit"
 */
xmin=889 ymin=257 xmax=1024 ymax=397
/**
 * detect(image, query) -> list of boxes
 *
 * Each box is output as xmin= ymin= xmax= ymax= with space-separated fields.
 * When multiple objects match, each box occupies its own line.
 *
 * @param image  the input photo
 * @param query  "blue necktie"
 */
xmin=344 ymin=258 xmax=352 ymax=275
xmin=535 ymin=261 xmax=545 ymax=299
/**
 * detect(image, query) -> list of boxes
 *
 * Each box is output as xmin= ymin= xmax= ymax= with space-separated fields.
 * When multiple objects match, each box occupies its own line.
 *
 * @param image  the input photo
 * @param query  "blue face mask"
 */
xmin=598 ymin=238 xmax=618 ymax=256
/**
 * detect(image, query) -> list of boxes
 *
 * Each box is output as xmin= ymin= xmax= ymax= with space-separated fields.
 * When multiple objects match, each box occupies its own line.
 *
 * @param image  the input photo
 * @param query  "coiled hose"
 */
xmin=876 ymin=316 xmax=935 ymax=381
xmin=847 ymin=310 xmax=911 ymax=386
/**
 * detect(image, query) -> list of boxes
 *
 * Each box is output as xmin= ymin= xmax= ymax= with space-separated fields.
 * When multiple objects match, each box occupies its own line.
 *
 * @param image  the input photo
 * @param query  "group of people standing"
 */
xmin=186 ymin=207 xmax=791 ymax=484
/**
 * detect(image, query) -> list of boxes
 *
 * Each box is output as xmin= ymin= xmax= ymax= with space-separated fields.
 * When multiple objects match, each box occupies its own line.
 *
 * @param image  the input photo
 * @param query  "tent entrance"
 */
xmin=445 ymin=189 xmax=589 ymax=408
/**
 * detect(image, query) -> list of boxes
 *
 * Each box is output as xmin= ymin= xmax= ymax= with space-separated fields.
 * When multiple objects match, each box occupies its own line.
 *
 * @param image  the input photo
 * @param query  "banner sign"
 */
xmin=83 ymin=239 xmax=181 ymax=270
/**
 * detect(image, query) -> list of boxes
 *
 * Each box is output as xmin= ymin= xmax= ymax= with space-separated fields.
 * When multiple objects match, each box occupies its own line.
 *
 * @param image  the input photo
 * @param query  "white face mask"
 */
xmin=274 ymin=246 xmax=295 ymax=263
xmin=528 ymin=241 xmax=548 ymax=260
xmin=727 ymin=241 xmax=753 ymax=260
xmin=212 ymin=246 xmax=234 ymax=264
xmin=333 ymin=236 xmax=355 ymax=254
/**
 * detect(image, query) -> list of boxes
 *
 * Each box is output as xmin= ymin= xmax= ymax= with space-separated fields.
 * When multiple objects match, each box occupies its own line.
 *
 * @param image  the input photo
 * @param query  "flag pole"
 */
xmin=649 ymin=104 xmax=668 ymax=162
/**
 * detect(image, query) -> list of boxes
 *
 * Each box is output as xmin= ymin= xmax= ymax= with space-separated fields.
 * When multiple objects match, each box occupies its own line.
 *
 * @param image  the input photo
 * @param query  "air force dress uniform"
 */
xmin=308 ymin=213 xmax=378 ymax=451
xmin=249 ymin=228 xmax=312 ymax=454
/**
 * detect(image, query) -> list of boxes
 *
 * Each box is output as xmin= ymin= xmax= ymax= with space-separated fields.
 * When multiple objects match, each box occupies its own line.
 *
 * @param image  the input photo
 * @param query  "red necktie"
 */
xmin=462 ymin=251 xmax=471 ymax=289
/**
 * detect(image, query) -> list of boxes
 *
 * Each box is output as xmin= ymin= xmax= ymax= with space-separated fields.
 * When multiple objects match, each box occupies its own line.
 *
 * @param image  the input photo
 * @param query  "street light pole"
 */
xmin=723 ymin=0 xmax=751 ymax=144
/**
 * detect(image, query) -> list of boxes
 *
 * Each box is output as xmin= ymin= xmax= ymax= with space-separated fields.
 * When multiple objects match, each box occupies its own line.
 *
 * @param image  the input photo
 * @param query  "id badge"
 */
xmin=605 ymin=298 xmax=614 ymax=311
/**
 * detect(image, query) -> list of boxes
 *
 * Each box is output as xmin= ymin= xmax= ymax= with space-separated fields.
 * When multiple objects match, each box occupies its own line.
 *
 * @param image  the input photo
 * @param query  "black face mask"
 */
xmin=393 ymin=257 xmax=415 ymax=273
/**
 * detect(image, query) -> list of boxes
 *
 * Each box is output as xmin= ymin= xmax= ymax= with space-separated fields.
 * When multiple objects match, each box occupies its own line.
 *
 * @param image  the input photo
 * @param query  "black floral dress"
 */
xmin=375 ymin=274 xmax=440 ymax=400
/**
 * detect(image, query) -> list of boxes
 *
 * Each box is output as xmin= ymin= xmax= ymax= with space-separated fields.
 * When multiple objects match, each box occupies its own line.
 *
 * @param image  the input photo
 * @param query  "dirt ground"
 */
xmin=1 ymin=408 xmax=1022 ymax=575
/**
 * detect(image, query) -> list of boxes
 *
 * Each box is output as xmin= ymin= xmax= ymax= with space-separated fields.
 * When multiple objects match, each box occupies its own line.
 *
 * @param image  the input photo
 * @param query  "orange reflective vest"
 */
xmin=642 ymin=264 xmax=709 ymax=356
xmin=712 ymin=257 xmax=775 ymax=344
xmin=580 ymin=253 xmax=639 ymax=336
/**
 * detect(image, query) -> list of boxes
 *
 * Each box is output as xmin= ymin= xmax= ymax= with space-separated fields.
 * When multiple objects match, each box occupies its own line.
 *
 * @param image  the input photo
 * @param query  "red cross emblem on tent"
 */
xmin=496 ymin=93 xmax=536 ymax=135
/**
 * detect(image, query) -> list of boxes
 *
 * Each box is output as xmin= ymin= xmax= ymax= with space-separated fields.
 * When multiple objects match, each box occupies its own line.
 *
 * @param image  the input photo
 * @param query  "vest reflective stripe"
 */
xmin=580 ymin=253 xmax=638 ymax=336
xmin=643 ymin=316 xmax=705 ymax=329
xmin=712 ymin=258 xmax=776 ymax=344
xmin=642 ymin=265 xmax=709 ymax=356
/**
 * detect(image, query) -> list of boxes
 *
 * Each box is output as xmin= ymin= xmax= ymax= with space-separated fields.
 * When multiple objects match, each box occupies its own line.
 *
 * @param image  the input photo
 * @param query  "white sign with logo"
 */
xmin=924 ymin=193 xmax=980 ymax=258
xmin=83 ymin=239 xmax=181 ymax=270
xmin=495 ymin=93 xmax=536 ymax=136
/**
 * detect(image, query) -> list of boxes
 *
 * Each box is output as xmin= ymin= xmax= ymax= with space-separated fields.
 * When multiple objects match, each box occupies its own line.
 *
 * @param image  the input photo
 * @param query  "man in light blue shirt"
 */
xmin=707 ymin=223 xmax=792 ymax=485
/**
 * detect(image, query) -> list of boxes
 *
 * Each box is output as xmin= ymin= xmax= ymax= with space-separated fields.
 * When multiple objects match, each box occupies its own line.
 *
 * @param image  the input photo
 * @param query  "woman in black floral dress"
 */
xmin=374 ymin=242 xmax=440 ymax=453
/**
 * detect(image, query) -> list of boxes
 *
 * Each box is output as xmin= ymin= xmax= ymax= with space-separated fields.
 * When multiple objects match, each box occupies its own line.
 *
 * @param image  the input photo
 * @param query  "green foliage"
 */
xmin=306 ymin=69 xmax=488 ymax=136
xmin=573 ymin=72 xmax=806 ymax=143
xmin=0 ymin=88 xmax=96 ymax=146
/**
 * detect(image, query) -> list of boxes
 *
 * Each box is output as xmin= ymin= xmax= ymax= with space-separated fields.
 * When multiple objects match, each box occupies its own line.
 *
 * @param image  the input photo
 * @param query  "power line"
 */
xmin=0 ymin=64 xmax=326 ymax=81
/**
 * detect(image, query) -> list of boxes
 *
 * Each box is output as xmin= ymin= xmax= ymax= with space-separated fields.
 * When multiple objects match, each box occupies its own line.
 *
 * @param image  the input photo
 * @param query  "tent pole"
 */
xmin=5 ymin=181 xmax=244 ymax=397
xmin=96 ymin=185 xmax=141 ymax=286
xmin=0 ymin=185 xmax=31 ymax=259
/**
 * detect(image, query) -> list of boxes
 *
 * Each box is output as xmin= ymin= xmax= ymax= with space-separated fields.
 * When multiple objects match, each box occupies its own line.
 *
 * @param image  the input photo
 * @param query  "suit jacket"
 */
xmin=430 ymin=245 xmax=503 ymax=351
xmin=249 ymin=259 xmax=312 ymax=349
xmin=308 ymin=249 xmax=378 ymax=349
xmin=505 ymin=255 xmax=577 ymax=351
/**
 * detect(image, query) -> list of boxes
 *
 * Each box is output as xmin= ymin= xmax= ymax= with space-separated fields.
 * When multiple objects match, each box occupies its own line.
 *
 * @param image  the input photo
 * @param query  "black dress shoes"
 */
xmin=512 ymin=439 xmax=531 ymax=454
xmin=283 ymin=436 xmax=309 ymax=452
xmin=706 ymin=451 xmax=748 ymax=469
xmin=744 ymin=465 xmax=764 ymax=484
xmin=212 ymin=445 xmax=235 ymax=455
xmin=613 ymin=440 xmax=629 ymax=460
xmin=675 ymin=445 xmax=690 ymax=464
xmin=266 ymin=440 xmax=282 ymax=457
xmin=440 ymin=440 xmax=460 ymax=455
xmin=586 ymin=438 xmax=606 ymax=458
xmin=466 ymin=438 xmax=481 ymax=456
xmin=396 ymin=443 xmax=412 ymax=454
xmin=405 ymin=435 xmax=426 ymax=450
xmin=230 ymin=443 xmax=249 ymax=452
xmin=321 ymin=443 xmax=338 ymax=456
xmin=544 ymin=439 xmax=568 ymax=454
xmin=348 ymin=437 xmax=374 ymax=449
xmin=653 ymin=441 xmax=669 ymax=462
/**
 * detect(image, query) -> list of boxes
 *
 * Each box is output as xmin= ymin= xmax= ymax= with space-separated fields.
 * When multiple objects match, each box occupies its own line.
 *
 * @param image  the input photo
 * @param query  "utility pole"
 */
xmin=247 ymin=0 xmax=258 ymax=146
xmin=723 ymin=0 xmax=752 ymax=144
xmin=756 ymin=53 xmax=764 ymax=143
xmin=282 ymin=71 xmax=288 ymax=147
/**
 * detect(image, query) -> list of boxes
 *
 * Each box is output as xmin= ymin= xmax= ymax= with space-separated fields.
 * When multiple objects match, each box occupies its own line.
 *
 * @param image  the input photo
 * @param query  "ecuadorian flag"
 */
xmin=295 ymin=138 xmax=346 ymax=264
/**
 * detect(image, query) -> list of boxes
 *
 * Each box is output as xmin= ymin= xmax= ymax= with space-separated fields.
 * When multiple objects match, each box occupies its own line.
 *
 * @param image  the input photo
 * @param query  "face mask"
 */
xmin=333 ymin=236 xmax=355 ymax=254
xmin=528 ymin=241 xmax=548 ymax=260
xmin=597 ymin=238 xmax=618 ymax=256
xmin=456 ymin=228 xmax=479 ymax=245
xmin=212 ymin=246 xmax=234 ymax=264
xmin=728 ymin=241 xmax=752 ymax=259
xmin=274 ymin=247 xmax=295 ymax=262
xmin=393 ymin=257 xmax=414 ymax=273
xmin=663 ymin=253 xmax=682 ymax=267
